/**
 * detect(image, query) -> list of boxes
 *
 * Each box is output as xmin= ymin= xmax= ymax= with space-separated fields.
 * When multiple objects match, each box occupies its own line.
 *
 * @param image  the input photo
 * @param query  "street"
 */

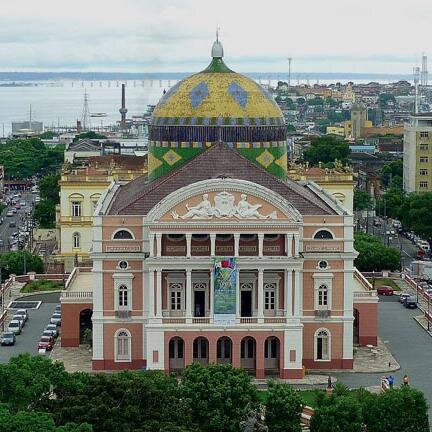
xmin=334 ymin=296 xmax=432 ymax=422
xmin=0 ymin=292 xmax=60 ymax=363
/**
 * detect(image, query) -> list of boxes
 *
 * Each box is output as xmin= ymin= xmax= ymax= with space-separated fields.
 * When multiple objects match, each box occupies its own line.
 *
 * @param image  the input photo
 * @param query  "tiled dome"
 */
xmin=148 ymin=39 xmax=287 ymax=181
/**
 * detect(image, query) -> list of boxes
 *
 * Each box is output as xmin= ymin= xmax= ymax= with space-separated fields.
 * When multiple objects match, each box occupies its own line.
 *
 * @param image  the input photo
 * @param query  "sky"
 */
xmin=0 ymin=0 xmax=431 ymax=74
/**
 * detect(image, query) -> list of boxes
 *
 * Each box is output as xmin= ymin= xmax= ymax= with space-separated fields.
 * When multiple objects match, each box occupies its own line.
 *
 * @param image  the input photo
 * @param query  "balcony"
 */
xmin=315 ymin=309 xmax=331 ymax=319
xmin=61 ymin=267 xmax=93 ymax=304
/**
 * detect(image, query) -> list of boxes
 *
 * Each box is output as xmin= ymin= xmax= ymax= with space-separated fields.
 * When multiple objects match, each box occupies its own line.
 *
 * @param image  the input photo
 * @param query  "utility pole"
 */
xmin=287 ymin=57 xmax=292 ymax=92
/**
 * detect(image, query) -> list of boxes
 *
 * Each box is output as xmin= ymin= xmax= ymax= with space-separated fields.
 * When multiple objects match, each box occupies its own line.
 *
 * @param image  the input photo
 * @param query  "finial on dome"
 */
xmin=211 ymin=25 xmax=224 ymax=58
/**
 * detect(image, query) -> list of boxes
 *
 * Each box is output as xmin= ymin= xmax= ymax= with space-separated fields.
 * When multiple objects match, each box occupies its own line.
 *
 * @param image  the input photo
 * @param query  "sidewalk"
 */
xmin=352 ymin=338 xmax=400 ymax=373
xmin=50 ymin=338 xmax=93 ymax=373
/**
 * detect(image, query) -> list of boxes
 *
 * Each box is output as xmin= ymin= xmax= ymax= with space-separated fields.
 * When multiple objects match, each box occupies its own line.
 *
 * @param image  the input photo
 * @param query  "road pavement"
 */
xmin=0 ymin=292 xmax=60 ymax=363
xmin=334 ymin=295 xmax=432 ymax=422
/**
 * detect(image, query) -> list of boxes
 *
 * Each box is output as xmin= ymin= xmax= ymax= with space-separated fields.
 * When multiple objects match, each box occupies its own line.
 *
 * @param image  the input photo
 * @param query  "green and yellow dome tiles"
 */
xmin=148 ymin=38 xmax=287 ymax=181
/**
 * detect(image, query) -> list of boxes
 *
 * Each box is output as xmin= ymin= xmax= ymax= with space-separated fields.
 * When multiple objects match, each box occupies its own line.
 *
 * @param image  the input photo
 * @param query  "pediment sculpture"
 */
xmin=171 ymin=192 xmax=277 ymax=220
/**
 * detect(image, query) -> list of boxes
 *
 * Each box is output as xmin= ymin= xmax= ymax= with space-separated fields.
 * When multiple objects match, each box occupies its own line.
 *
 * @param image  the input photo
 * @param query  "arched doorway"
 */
xmin=216 ymin=336 xmax=232 ymax=364
xmin=169 ymin=337 xmax=184 ymax=371
xmin=240 ymin=337 xmax=256 ymax=373
xmin=193 ymin=337 xmax=209 ymax=365
xmin=353 ymin=309 xmax=360 ymax=345
xmin=79 ymin=309 xmax=93 ymax=344
xmin=264 ymin=336 xmax=280 ymax=376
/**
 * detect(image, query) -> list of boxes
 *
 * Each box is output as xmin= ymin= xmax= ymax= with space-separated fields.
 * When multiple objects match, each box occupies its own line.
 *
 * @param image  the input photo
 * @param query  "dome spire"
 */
xmin=211 ymin=25 xmax=224 ymax=58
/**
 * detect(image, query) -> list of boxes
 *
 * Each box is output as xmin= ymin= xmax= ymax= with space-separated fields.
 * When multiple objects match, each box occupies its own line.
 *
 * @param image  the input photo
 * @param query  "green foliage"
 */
xmin=39 ymin=131 xmax=58 ymax=139
xmin=0 ymin=250 xmax=44 ymax=278
xmin=307 ymin=97 xmax=324 ymax=106
xmin=0 ymin=405 xmax=57 ymax=432
xmin=379 ymin=93 xmax=396 ymax=107
xmin=21 ymin=279 xmax=64 ymax=293
xmin=72 ymin=131 xmax=107 ymax=142
xmin=265 ymin=381 xmax=302 ymax=432
xmin=310 ymin=396 xmax=363 ymax=432
xmin=375 ymin=187 xmax=405 ymax=219
xmin=39 ymin=174 xmax=60 ymax=204
xmin=399 ymin=192 xmax=432 ymax=241
xmin=302 ymin=136 xmax=350 ymax=166
xmin=33 ymin=199 xmax=56 ymax=228
xmin=381 ymin=160 xmax=403 ymax=189
xmin=353 ymin=188 xmax=371 ymax=210
xmin=0 ymin=138 xmax=63 ymax=179
xmin=354 ymin=233 xmax=400 ymax=271
xmin=180 ymin=362 xmax=259 ymax=432
xmin=287 ymin=124 xmax=296 ymax=132
xmin=362 ymin=387 xmax=429 ymax=432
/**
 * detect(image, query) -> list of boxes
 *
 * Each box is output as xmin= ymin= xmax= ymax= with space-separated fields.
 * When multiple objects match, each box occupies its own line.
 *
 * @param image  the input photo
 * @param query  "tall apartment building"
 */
xmin=403 ymin=113 xmax=432 ymax=193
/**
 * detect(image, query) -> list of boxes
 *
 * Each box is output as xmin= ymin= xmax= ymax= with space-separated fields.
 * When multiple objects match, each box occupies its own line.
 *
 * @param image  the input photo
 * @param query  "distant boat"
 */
xmin=90 ymin=112 xmax=107 ymax=117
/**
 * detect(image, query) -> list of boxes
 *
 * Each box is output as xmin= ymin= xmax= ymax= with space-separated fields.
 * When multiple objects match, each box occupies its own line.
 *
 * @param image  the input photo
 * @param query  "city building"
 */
xmin=403 ymin=113 xmax=432 ymax=193
xmin=57 ymin=154 xmax=147 ymax=271
xmin=347 ymin=103 xmax=372 ymax=140
xmin=61 ymin=38 xmax=377 ymax=376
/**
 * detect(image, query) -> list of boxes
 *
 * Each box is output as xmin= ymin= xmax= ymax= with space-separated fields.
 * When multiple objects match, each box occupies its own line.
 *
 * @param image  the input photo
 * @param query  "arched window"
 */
xmin=313 ymin=230 xmax=334 ymax=240
xmin=264 ymin=337 xmax=279 ymax=359
xmin=73 ymin=232 xmax=80 ymax=248
xmin=113 ymin=230 xmax=134 ymax=240
xmin=169 ymin=337 xmax=184 ymax=359
xmin=241 ymin=337 xmax=256 ymax=359
xmin=115 ymin=329 xmax=131 ymax=361
xmin=318 ymin=284 xmax=328 ymax=307
xmin=193 ymin=337 xmax=208 ymax=359
xmin=217 ymin=337 xmax=232 ymax=359
xmin=118 ymin=285 xmax=128 ymax=308
xmin=316 ymin=329 xmax=330 ymax=361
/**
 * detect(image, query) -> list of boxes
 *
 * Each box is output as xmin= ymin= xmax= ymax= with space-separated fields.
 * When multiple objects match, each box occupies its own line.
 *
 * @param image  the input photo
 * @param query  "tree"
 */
xmin=265 ymin=381 xmax=302 ymax=432
xmin=399 ymin=192 xmax=432 ymax=242
xmin=72 ymin=131 xmax=107 ymax=142
xmin=302 ymin=136 xmax=350 ymax=166
xmin=354 ymin=233 xmax=400 ymax=271
xmin=39 ymin=174 xmax=60 ymax=205
xmin=307 ymin=97 xmax=324 ymax=106
xmin=0 ymin=251 xmax=44 ymax=278
xmin=39 ymin=131 xmax=58 ymax=140
xmin=375 ymin=187 xmax=405 ymax=219
xmin=353 ymin=188 xmax=371 ymax=211
xmin=0 ymin=405 xmax=57 ymax=432
xmin=180 ymin=363 xmax=259 ymax=432
xmin=33 ymin=199 xmax=56 ymax=228
xmin=310 ymin=396 xmax=363 ymax=432
xmin=287 ymin=124 xmax=296 ymax=133
xmin=362 ymin=387 xmax=429 ymax=432
xmin=378 ymin=93 xmax=396 ymax=107
xmin=380 ymin=160 xmax=403 ymax=189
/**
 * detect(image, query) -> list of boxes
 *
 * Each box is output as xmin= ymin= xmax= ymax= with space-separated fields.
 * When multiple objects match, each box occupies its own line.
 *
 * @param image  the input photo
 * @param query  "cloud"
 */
xmin=0 ymin=0 xmax=430 ymax=73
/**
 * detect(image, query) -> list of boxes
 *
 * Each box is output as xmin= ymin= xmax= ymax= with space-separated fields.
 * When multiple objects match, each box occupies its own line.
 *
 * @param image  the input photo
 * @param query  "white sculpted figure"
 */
xmin=171 ymin=194 xmax=213 ymax=219
xmin=236 ymin=194 xmax=277 ymax=219
xmin=171 ymin=192 xmax=278 ymax=220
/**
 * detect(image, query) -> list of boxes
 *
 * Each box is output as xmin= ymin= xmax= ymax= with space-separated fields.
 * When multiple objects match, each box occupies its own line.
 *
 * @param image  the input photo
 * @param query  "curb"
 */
xmin=413 ymin=315 xmax=432 ymax=338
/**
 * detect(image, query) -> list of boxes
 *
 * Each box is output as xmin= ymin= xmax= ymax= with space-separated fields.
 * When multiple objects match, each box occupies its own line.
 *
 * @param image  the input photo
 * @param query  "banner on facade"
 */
xmin=213 ymin=257 xmax=237 ymax=326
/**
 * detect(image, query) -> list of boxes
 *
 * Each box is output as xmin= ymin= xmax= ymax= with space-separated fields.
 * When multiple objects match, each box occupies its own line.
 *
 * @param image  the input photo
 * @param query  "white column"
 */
xmin=294 ymin=270 xmax=302 ymax=318
xmin=156 ymin=233 xmax=162 ymax=257
xmin=210 ymin=269 xmax=214 ymax=322
xmin=257 ymin=269 xmax=264 ymax=322
xmin=148 ymin=269 xmax=155 ymax=318
xmin=294 ymin=233 xmax=300 ymax=257
xmin=236 ymin=268 xmax=240 ymax=322
xmin=285 ymin=269 xmax=293 ymax=317
xmin=186 ymin=269 xmax=192 ymax=322
xmin=210 ymin=233 xmax=216 ymax=257
xmin=156 ymin=270 xmax=162 ymax=318
xmin=234 ymin=233 xmax=240 ymax=257
xmin=286 ymin=233 xmax=293 ymax=257
xmin=149 ymin=233 xmax=155 ymax=257
xmin=258 ymin=233 xmax=264 ymax=257
xmin=186 ymin=233 xmax=192 ymax=258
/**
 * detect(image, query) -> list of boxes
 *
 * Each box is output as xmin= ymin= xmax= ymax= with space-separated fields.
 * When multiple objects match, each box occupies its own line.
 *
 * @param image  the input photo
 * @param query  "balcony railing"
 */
xmin=115 ymin=310 xmax=132 ymax=319
xmin=315 ymin=309 xmax=331 ymax=318
xmin=60 ymin=291 xmax=92 ymax=301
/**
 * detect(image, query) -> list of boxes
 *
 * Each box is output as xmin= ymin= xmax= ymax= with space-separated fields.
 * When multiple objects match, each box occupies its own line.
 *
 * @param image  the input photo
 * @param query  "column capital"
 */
xmin=258 ymin=268 xmax=264 ymax=275
xmin=257 ymin=233 xmax=265 ymax=239
xmin=155 ymin=232 xmax=162 ymax=239
xmin=210 ymin=233 xmax=216 ymax=238
xmin=185 ymin=233 xmax=192 ymax=238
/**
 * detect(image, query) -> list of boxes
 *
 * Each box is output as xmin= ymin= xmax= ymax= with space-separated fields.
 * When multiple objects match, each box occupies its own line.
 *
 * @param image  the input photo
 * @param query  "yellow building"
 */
xmin=343 ymin=83 xmax=356 ymax=103
xmin=326 ymin=126 xmax=345 ymax=137
xmin=403 ymin=113 xmax=432 ymax=193
xmin=57 ymin=154 xmax=147 ymax=271
xmin=288 ymin=164 xmax=355 ymax=212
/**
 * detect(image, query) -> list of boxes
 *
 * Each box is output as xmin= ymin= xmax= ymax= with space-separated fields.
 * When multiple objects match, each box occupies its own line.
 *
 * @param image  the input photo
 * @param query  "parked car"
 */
xmin=403 ymin=296 xmax=418 ymax=309
xmin=12 ymin=315 xmax=25 ymax=328
xmin=38 ymin=336 xmax=54 ymax=351
xmin=419 ymin=242 xmax=430 ymax=253
xmin=377 ymin=286 xmax=394 ymax=296
xmin=0 ymin=332 xmax=16 ymax=346
xmin=54 ymin=304 xmax=61 ymax=314
xmin=45 ymin=324 xmax=59 ymax=338
xmin=42 ymin=329 xmax=57 ymax=339
xmin=15 ymin=309 xmax=28 ymax=322
xmin=9 ymin=221 xmax=16 ymax=228
xmin=373 ymin=218 xmax=382 ymax=227
xmin=6 ymin=211 xmax=13 ymax=217
xmin=7 ymin=320 xmax=22 ymax=335
xmin=50 ymin=313 xmax=62 ymax=326
xmin=399 ymin=293 xmax=411 ymax=303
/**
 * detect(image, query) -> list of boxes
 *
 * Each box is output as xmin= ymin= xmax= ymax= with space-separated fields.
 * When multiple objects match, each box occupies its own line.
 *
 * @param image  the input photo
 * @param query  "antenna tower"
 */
xmin=413 ymin=66 xmax=420 ymax=114
xmin=81 ymin=90 xmax=91 ymax=131
xmin=421 ymin=53 xmax=428 ymax=86
xmin=287 ymin=57 xmax=293 ymax=92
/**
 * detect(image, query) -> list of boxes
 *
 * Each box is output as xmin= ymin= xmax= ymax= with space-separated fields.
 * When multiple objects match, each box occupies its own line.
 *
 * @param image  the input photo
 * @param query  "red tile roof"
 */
xmin=107 ymin=143 xmax=336 ymax=216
